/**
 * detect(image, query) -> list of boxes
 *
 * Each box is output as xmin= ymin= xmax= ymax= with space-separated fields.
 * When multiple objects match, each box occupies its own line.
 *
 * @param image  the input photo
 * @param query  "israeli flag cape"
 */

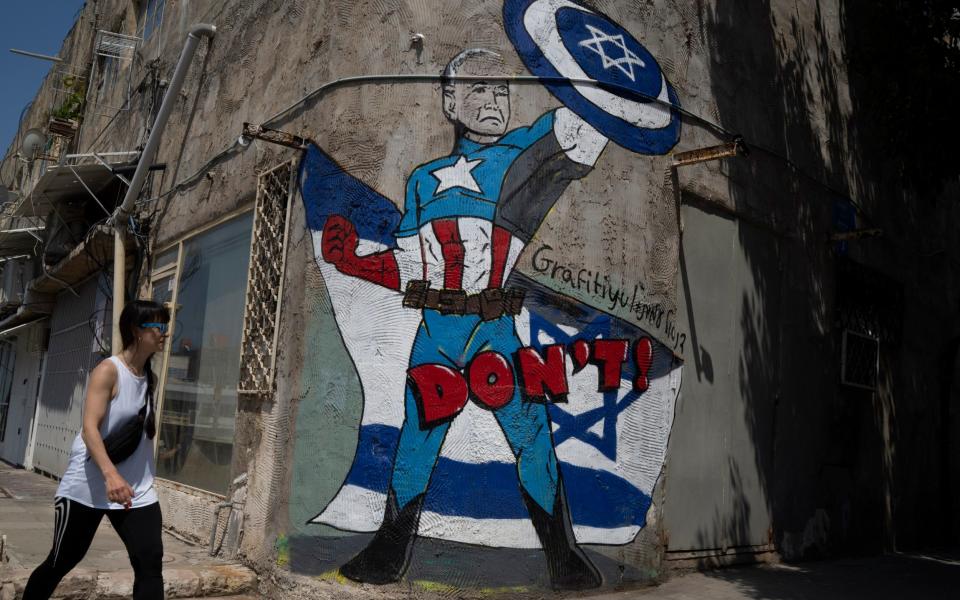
xmin=300 ymin=144 xmax=682 ymax=548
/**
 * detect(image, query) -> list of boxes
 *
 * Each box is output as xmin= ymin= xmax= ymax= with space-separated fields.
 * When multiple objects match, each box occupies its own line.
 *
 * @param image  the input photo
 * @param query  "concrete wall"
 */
xmin=664 ymin=0 xmax=960 ymax=562
xmin=3 ymin=0 xmax=958 ymax=596
xmin=278 ymin=1 xmax=697 ymax=592
xmin=80 ymin=2 xmax=698 ymax=591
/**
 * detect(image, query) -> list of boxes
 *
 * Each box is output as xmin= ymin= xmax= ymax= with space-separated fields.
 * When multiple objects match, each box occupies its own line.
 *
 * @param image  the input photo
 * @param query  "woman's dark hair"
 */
xmin=117 ymin=300 xmax=169 ymax=439
xmin=118 ymin=300 xmax=170 ymax=351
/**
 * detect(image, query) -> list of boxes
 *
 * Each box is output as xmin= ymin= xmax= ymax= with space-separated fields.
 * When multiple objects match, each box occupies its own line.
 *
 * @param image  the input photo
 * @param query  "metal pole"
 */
xmin=109 ymin=23 xmax=216 ymax=344
xmin=9 ymin=49 xmax=63 ymax=62
xmin=113 ymin=227 xmax=124 ymax=352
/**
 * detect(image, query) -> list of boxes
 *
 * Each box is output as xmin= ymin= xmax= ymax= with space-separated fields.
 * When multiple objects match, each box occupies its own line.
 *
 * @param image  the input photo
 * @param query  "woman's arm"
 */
xmin=81 ymin=360 xmax=134 ymax=507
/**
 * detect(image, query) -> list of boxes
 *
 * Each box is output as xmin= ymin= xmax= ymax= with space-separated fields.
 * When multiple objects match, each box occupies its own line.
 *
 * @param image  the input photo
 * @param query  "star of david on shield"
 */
xmin=578 ymin=24 xmax=646 ymax=82
xmin=504 ymin=0 xmax=682 ymax=154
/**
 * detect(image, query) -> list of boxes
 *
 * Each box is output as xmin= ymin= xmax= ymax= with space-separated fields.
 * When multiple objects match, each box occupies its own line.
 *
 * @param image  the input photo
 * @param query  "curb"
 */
xmin=0 ymin=563 xmax=256 ymax=599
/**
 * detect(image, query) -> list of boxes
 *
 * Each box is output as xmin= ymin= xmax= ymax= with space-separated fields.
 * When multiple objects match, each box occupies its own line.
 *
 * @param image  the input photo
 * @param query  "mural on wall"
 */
xmin=297 ymin=0 xmax=683 ymax=591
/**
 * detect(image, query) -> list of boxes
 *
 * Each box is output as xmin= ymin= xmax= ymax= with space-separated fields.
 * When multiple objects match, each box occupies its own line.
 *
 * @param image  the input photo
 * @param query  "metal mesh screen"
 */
xmin=237 ymin=161 xmax=294 ymax=397
xmin=835 ymin=258 xmax=901 ymax=393
xmin=841 ymin=329 xmax=879 ymax=391
xmin=95 ymin=31 xmax=140 ymax=60
xmin=90 ymin=30 xmax=140 ymax=116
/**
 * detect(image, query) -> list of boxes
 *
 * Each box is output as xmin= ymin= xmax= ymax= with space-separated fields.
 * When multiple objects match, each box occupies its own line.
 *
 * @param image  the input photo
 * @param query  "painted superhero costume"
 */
xmin=322 ymin=107 xmax=607 ymax=589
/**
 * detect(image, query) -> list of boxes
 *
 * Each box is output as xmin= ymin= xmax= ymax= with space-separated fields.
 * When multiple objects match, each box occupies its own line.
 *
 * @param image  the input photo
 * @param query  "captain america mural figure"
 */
xmin=302 ymin=0 xmax=683 ymax=590
xmin=322 ymin=48 xmax=609 ymax=589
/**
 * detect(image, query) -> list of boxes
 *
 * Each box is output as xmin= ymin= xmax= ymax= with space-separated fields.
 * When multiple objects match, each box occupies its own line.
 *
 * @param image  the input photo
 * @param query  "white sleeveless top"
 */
xmin=57 ymin=356 xmax=158 ymax=509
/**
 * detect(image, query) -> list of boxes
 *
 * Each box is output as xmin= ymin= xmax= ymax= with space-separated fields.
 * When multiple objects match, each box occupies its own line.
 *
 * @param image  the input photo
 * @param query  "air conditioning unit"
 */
xmin=26 ymin=321 xmax=50 ymax=353
xmin=0 ymin=259 xmax=33 ymax=307
xmin=841 ymin=329 xmax=879 ymax=391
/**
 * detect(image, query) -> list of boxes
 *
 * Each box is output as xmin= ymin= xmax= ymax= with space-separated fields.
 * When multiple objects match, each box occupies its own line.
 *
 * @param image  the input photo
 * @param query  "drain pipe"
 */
xmin=109 ymin=23 xmax=216 ymax=348
xmin=209 ymin=501 xmax=235 ymax=556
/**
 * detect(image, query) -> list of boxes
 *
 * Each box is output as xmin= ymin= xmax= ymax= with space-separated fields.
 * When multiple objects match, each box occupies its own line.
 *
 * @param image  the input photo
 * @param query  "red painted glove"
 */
xmin=321 ymin=215 xmax=400 ymax=290
xmin=322 ymin=214 xmax=359 ymax=266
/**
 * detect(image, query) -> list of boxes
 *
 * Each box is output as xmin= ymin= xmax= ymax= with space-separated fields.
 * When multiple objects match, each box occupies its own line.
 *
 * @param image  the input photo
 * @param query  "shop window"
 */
xmin=96 ymin=54 xmax=119 ymax=105
xmin=151 ymin=212 xmax=253 ymax=495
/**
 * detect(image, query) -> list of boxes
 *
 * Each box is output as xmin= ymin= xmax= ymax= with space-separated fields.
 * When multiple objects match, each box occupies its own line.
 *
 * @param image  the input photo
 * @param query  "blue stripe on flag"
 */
xmin=299 ymin=144 xmax=401 ymax=247
xmin=343 ymin=424 xmax=651 ymax=529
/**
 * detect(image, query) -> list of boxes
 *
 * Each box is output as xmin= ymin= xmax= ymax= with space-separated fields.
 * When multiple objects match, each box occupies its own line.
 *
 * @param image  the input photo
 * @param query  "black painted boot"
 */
xmin=521 ymin=485 xmax=602 ymax=590
xmin=339 ymin=489 xmax=424 ymax=584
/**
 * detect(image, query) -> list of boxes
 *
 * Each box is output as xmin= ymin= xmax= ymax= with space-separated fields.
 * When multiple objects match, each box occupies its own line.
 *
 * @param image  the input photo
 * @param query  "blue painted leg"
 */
xmin=340 ymin=317 xmax=457 ymax=584
xmin=474 ymin=316 xmax=600 ymax=590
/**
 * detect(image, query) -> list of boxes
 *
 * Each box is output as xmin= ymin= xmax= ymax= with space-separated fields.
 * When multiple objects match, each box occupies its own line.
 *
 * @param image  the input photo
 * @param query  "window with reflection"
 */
xmin=141 ymin=0 xmax=165 ymax=41
xmin=154 ymin=213 xmax=252 ymax=494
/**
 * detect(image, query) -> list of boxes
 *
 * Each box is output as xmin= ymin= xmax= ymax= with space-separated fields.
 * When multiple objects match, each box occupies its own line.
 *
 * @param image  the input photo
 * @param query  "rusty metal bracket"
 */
xmin=672 ymin=136 xmax=747 ymax=167
xmin=241 ymin=122 xmax=307 ymax=150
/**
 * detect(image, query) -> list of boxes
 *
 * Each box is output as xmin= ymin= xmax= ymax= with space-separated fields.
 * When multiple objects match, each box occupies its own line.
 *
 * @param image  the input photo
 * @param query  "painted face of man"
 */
xmin=443 ymin=54 xmax=511 ymax=142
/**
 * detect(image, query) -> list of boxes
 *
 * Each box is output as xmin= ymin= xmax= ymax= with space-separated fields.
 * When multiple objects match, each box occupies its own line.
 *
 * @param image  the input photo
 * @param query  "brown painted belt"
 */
xmin=402 ymin=280 xmax=526 ymax=320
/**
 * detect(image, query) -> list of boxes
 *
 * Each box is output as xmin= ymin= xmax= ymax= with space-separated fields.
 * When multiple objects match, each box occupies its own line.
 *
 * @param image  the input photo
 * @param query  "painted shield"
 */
xmin=504 ymin=0 xmax=681 ymax=154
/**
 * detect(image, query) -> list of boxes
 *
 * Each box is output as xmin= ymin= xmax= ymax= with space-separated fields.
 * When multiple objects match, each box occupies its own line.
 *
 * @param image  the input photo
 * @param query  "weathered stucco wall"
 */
xmin=276 ymin=0 xmax=706 ymax=593
xmin=70 ymin=0 xmax=708 ymax=590
xmin=5 ymin=0 xmax=959 ymax=596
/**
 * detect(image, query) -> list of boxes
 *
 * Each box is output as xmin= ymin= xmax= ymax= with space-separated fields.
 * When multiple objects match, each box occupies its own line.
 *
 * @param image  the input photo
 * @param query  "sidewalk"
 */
xmin=599 ymin=553 xmax=960 ymax=600
xmin=0 ymin=462 xmax=258 ymax=599
xmin=3 ymin=463 xmax=957 ymax=600
xmin=262 ymin=550 xmax=960 ymax=600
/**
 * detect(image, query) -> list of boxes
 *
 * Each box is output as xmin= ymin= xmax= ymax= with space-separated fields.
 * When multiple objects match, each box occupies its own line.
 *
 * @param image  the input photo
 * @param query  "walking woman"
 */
xmin=23 ymin=300 xmax=170 ymax=600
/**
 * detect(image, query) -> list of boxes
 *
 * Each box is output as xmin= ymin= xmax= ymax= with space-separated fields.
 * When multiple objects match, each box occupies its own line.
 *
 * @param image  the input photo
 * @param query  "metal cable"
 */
xmin=142 ymin=72 xmax=873 ymax=224
xmin=263 ymin=73 xmax=733 ymax=137
xmin=143 ymin=72 xmax=737 ymax=204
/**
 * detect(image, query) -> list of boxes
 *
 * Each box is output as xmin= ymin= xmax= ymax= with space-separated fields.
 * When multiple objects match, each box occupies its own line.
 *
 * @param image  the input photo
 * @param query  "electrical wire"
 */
xmin=88 ymin=307 xmax=112 ymax=354
xmin=745 ymin=141 xmax=868 ymax=217
xmin=138 ymin=72 xmax=871 ymax=225
xmin=141 ymin=73 xmax=737 ymax=205
xmin=85 ymin=60 xmax=161 ymax=155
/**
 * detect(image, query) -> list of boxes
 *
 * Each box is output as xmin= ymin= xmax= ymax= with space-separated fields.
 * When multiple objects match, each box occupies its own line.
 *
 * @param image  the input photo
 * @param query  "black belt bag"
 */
xmin=88 ymin=404 xmax=147 ymax=466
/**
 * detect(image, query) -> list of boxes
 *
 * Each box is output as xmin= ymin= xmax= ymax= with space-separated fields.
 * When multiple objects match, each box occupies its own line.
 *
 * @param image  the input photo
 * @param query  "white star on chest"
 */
xmin=431 ymin=156 xmax=483 ymax=194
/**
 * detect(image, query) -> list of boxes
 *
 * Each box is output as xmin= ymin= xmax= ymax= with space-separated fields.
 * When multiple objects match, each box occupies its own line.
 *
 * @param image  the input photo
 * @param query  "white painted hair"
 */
xmin=441 ymin=48 xmax=504 ymax=89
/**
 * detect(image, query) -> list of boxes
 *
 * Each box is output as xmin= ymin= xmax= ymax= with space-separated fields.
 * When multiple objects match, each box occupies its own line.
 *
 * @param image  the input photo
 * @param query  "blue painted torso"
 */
xmin=395 ymin=112 xmax=554 ymax=237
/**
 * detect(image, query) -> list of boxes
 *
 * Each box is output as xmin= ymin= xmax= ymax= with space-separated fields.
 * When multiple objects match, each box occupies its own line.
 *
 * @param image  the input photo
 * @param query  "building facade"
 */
xmin=0 ymin=0 xmax=957 ymax=595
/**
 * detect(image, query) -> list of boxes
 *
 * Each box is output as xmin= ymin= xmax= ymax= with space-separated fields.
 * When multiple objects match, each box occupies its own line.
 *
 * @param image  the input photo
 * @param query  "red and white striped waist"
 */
xmin=391 ymin=217 xmax=526 ymax=293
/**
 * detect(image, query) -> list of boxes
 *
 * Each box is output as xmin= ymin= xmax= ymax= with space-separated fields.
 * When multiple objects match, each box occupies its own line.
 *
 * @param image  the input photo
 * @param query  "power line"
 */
xmin=139 ymin=73 xmax=872 ymax=225
xmin=142 ymin=73 xmax=737 ymax=205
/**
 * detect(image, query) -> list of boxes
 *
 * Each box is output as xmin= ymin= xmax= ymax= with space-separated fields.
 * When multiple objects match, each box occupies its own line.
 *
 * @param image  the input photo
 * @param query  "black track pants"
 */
xmin=23 ymin=497 xmax=164 ymax=600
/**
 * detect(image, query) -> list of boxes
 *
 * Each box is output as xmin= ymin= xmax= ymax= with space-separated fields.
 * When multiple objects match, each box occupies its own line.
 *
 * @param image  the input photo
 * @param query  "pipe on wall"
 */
xmin=110 ymin=23 xmax=216 ymax=349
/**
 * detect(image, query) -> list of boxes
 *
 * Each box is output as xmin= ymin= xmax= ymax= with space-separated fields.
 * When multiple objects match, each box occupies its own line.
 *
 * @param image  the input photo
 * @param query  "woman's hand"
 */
xmin=105 ymin=470 xmax=134 ymax=508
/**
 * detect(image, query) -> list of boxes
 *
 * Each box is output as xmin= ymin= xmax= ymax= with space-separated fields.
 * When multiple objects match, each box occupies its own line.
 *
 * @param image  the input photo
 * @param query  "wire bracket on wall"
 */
xmin=240 ymin=123 xmax=307 ymax=151
xmin=672 ymin=136 xmax=747 ymax=168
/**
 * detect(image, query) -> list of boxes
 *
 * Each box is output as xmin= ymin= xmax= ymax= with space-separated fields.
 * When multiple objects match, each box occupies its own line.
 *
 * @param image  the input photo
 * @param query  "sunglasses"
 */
xmin=140 ymin=322 xmax=169 ymax=334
